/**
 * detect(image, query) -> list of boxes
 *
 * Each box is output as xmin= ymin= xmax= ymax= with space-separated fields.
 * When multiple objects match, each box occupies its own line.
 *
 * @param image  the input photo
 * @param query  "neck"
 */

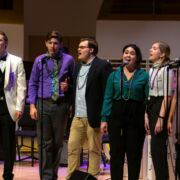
xmin=48 ymin=50 xmax=62 ymax=58
xmin=82 ymin=56 xmax=95 ymax=65
xmin=153 ymin=59 xmax=163 ymax=68
xmin=0 ymin=50 xmax=7 ymax=57
xmin=125 ymin=64 xmax=137 ymax=73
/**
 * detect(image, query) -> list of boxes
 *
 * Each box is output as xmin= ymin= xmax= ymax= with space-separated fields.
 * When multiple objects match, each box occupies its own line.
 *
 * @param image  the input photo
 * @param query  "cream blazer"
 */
xmin=4 ymin=53 xmax=26 ymax=121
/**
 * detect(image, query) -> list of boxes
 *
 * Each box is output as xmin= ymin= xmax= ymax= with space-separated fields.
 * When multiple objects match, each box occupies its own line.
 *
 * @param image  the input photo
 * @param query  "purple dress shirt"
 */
xmin=28 ymin=52 xmax=75 ymax=104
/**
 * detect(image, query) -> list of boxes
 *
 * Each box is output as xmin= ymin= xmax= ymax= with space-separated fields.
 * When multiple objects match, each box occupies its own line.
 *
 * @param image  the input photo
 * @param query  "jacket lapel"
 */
xmin=86 ymin=58 xmax=98 ymax=91
xmin=4 ymin=54 xmax=11 ymax=89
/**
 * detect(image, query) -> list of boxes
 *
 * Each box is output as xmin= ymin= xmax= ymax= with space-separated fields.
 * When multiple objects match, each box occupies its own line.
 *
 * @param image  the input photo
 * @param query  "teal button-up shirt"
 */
xmin=101 ymin=67 xmax=149 ymax=122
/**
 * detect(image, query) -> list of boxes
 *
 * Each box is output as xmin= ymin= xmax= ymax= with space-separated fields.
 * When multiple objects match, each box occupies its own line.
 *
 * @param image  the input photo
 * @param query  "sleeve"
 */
xmin=28 ymin=59 xmax=40 ymax=104
xmin=101 ymin=71 xmax=115 ymax=122
xmin=16 ymin=59 xmax=27 ymax=112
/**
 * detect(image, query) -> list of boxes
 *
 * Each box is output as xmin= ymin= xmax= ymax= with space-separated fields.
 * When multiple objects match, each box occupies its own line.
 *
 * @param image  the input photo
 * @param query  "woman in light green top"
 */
xmin=101 ymin=44 xmax=149 ymax=180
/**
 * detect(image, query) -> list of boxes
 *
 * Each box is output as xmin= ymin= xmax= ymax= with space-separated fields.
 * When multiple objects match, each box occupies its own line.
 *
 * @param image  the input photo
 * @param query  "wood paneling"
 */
xmin=28 ymin=36 xmax=88 ymax=62
xmin=0 ymin=0 xmax=23 ymax=24
xmin=98 ymin=0 xmax=180 ymax=20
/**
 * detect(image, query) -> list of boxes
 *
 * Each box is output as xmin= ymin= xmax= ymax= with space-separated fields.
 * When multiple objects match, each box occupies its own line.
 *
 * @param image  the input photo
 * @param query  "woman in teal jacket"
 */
xmin=101 ymin=44 xmax=149 ymax=180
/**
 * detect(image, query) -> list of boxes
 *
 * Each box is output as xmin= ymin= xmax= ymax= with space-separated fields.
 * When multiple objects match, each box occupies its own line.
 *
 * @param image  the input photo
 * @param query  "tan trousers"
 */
xmin=67 ymin=117 xmax=101 ymax=179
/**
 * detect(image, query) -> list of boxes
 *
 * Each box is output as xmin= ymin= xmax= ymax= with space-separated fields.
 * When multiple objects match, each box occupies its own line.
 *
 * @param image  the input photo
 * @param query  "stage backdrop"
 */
xmin=0 ymin=23 xmax=24 ymax=58
xmin=96 ymin=20 xmax=180 ymax=60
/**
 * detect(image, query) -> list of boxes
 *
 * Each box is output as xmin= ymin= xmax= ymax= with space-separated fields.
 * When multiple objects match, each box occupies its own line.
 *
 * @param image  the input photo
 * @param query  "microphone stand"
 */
xmin=40 ymin=58 xmax=46 ymax=180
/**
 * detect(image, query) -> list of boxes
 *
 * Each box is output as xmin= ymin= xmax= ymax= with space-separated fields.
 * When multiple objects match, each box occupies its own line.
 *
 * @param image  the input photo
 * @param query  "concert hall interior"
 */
xmin=0 ymin=0 xmax=180 ymax=179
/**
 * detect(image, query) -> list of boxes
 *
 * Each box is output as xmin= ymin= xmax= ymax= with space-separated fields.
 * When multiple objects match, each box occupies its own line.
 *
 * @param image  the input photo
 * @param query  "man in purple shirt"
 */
xmin=28 ymin=30 xmax=74 ymax=180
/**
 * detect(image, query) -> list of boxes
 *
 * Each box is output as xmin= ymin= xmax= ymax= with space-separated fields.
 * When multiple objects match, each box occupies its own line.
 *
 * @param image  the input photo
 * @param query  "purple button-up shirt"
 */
xmin=28 ymin=53 xmax=75 ymax=104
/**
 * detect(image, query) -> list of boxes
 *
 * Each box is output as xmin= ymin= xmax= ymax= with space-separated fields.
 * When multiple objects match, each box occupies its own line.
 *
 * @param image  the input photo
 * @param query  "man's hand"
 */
xmin=60 ymin=78 xmax=69 ymax=92
xmin=16 ymin=111 xmax=23 ymax=121
xmin=30 ymin=104 xmax=38 ymax=120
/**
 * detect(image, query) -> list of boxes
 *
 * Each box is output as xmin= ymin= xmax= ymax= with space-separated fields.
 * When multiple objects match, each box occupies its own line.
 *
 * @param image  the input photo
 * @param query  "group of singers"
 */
xmin=0 ymin=29 xmax=179 ymax=180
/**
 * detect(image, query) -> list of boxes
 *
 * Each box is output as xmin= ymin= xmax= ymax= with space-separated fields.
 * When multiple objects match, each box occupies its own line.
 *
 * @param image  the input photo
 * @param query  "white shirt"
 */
xmin=0 ymin=60 xmax=6 ymax=72
xmin=149 ymin=66 xmax=173 ymax=97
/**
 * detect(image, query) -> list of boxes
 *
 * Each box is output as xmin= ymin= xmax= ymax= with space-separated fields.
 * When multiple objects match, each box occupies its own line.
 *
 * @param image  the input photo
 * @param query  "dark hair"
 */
xmin=122 ymin=44 xmax=142 ymax=67
xmin=45 ymin=30 xmax=62 ymax=43
xmin=80 ymin=37 xmax=98 ymax=55
xmin=0 ymin=31 xmax=8 ymax=44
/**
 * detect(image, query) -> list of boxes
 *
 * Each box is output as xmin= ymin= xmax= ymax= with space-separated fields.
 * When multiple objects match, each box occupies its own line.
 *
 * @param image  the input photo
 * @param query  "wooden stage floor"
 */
xmin=0 ymin=160 xmax=111 ymax=180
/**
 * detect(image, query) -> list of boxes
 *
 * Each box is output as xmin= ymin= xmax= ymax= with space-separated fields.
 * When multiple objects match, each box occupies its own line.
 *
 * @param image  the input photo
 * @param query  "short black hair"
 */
xmin=45 ymin=30 xmax=62 ymax=43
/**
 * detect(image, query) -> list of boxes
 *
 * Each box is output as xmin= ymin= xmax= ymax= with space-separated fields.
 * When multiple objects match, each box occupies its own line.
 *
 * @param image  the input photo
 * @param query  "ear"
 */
xmin=89 ymin=48 xmax=94 ymax=54
xmin=45 ymin=41 xmax=48 ymax=48
xmin=160 ymin=53 xmax=165 ymax=59
xmin=5 ymin=41 xmax=8 ymax=49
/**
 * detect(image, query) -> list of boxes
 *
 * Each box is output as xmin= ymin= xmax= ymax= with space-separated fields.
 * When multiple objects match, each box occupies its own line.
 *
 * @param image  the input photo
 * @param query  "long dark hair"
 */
xmin=122 ymin=44 xmax=142 ymax=68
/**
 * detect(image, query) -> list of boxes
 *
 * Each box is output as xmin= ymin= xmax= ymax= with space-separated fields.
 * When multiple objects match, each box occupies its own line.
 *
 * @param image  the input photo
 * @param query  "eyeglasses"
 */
xmin=78 ymin=46 xmax=89 ymax=49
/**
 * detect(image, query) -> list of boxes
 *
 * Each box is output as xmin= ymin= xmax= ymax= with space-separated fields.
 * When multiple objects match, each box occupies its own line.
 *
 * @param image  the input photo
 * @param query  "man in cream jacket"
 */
xmin=0 ymin=31 xmax=26 ymax=180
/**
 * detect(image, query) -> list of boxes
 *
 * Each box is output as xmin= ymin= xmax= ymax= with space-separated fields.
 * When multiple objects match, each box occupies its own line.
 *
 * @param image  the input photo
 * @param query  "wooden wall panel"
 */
xmin=0 ymin=0 xmax=23 ymax=23
xmin=28 ymin=36 xmax=87 ymax=62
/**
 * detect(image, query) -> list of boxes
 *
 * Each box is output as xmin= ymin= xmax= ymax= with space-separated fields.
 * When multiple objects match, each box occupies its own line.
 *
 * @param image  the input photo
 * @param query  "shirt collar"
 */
xmin=152 ymin=59 xmax=163 ymax=68
xmin=81 ymin=56 xmax=95 ymax=66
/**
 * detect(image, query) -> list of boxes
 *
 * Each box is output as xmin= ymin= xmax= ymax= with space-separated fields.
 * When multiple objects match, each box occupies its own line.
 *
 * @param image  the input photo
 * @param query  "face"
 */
xmin=122 ymin=47 xmax=137 ymax=67
xmin=149 ymin=43 xmax=163 ymax=63
xmin=45 ymin=38 xmax=62 ymax=57
xmin=0 ymin=34 xmax=7 ymax=54
xmin=77 ymin=40 xmax=93 ymax=62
